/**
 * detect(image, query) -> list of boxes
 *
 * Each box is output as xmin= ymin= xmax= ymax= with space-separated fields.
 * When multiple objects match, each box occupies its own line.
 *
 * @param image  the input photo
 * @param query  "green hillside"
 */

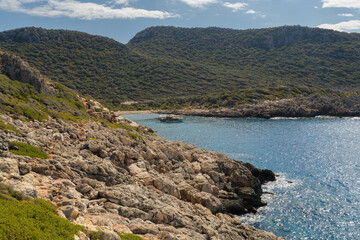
xmin=1 ymin=26 xmax=360 ymax=107
xmin=0 ymin=73 xmax=88 ymax=122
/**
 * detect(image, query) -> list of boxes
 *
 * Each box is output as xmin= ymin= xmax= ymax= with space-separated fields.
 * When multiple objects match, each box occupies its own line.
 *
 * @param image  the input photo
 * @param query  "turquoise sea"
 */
xmin=125 ymin=114 xmax=360 ymax=240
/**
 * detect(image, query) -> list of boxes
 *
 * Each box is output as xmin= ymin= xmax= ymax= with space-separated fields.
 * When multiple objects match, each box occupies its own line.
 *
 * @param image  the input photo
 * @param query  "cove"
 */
xmin=125 ymin=114 xmax=360 ymax=240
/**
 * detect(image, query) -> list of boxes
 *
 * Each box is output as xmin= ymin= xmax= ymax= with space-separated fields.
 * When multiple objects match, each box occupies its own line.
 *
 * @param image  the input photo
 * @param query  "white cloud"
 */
xmin=246 ymin=9 xmax=256 ymax=14
xmin=321 ymin=0 xmax=360 ymax=9
xmin=318 ymin=20 xmax=360 ymax=31
xmin=180 ymin=0 xmax=217 ymax=8
xmin=338 ymin=13 xmax=354 ymax=17
xmin=0 ymin=0 xmax=178 ymax=20
xmin=223 ymin=2 xmax=247 ymax=12
xmin=245 ymin=9 xmax=265 ymax=18
xmin=111 ymin=0 xmax=136 ymax=6
xmin=112 ymin=0 xmax=130 ymax=4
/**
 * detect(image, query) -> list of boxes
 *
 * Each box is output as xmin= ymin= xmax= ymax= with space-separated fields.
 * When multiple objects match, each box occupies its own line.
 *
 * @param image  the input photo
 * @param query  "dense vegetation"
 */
xmin=129 ymin=26 xmax=360 ymax=89
xmin=0 ymin=27 xmax=222 ymax=105
xmin=118 ymin=87 xmax=360 ymax=110
xmin=1 ymin=26 xmax=360 ymax=108
xmin=0 ymin=183 xmax=82 ymax=239
xmin=0 ymin=74 xmax=88 ymax=121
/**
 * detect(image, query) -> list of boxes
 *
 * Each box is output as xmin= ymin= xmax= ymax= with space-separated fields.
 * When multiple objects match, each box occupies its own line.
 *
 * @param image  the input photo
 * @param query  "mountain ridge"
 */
xmin=1 ymin=25 xmax=360 ymax=107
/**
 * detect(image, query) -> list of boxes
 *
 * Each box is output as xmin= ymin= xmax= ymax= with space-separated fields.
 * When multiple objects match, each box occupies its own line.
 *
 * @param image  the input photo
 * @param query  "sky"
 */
xmin=0 ymin=0 xmax=360 ymax=43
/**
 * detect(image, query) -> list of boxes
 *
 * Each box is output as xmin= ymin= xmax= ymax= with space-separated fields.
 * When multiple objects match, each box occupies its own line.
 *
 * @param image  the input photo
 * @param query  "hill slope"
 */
xmin=0 ymin=51 xmax=88 ymax=121
xmin=1 ymin=26 xmax=360 ymax=106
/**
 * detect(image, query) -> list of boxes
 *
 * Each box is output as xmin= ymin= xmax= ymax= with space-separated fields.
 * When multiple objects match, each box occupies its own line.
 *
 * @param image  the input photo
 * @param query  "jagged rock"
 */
xmin=76 ymin=183 xmax=94 ymax=195
xmin=18 ymin=162 xmax=31 ymax=175
xmin=245 ymin=163 xmax=276 ymax=183
xmin=5 ymin=180 xmax=38 ymax=198
xmin=111 ymin=224 xmax=132 ymax=234
xmin=61 ymin=206 xmax=80 ymax=220
xmin=0 ymin=158 xmax=19 ymax=175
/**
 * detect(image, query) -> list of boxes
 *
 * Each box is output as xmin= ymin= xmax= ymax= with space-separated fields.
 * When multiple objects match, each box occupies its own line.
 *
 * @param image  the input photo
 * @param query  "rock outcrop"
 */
xmin=0 ymin=51 xmax=57 ymax=94
xmin=0 ymin=114 xmax=281 ymax=240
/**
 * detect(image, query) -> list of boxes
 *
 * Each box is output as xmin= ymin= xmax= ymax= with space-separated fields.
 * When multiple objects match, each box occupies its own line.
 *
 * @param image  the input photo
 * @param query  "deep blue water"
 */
xmin=125 ymin=114 xmax=360 ymax=240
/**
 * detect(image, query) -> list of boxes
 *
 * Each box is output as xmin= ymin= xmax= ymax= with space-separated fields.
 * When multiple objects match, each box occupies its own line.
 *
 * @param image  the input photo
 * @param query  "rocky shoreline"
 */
xmin=0 ymin=50 xmax=284 ymax=239
xmin=158 ymin=94 xmax=360 ymax=119
xmin=0 ymin=114 xmax=283 ymax=239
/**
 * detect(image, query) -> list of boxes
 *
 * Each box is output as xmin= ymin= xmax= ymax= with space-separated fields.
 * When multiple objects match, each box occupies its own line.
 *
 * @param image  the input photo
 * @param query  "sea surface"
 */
xmin=125 ymin=114 xmax=360 ymax=240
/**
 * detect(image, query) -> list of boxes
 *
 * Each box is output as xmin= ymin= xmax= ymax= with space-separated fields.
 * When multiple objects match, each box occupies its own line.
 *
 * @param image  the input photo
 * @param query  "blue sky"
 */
xmin=0 ymin=0 xmax=360 ymax=43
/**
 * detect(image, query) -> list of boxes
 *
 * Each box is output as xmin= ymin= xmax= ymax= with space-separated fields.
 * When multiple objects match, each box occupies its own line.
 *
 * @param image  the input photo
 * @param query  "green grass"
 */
xmin=0 ymin=184 xmax=82 ymax=240
xmin=9 ymin=141 xmax=48 ymax=159
xmin=118 ymin=233 xmax=144 ymax=240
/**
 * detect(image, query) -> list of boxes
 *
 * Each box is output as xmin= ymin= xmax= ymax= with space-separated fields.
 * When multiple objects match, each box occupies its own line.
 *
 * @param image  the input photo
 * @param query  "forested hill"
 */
xmin=129 ymin=25 xmax=360 ymax=52
xmin=1 ymin=26 xmax=360 ymax=107
xmin=128 ymin=25 xmax=360 ymax=89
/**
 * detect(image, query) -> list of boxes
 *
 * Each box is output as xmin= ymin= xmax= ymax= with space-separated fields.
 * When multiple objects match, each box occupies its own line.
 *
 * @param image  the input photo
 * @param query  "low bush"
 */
xmin=0 ymin=184 xmax=82 ymax=239
xmin=9 ymin=141 xmax=48 ymax=159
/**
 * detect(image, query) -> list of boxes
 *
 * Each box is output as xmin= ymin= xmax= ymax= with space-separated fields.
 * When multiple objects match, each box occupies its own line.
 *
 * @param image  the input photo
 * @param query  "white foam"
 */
xmin=344 ymin=116 xmax=360 ymax=120
xmin=263 ymin=174 xmax=299 ymax=192
xmin=270 ymin=117 xmax=302 ymax=120
xmin=315 ymin=115 xmax=338 ymax=119
xmin=237 ymin=211 xmax=266 ymax=225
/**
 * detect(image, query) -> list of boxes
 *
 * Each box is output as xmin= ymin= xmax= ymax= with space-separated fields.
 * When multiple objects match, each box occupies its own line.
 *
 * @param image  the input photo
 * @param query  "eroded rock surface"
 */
xmin=0 ymin=114 xmax=281 ymax=239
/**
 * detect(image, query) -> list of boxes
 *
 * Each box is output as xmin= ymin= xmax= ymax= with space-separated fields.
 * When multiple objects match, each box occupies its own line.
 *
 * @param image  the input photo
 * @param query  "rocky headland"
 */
xmin=159 ymin=94 xmax=360 ymax=119
xmin=0 ymin=113 xmax=282 ymax=240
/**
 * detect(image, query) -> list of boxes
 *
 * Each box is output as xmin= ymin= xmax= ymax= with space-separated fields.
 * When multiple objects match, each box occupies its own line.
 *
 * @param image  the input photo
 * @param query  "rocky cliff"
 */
xmin=0 ymin=113 xmax=281 ymax=240
xmin=0 ymin=51 xmax=57 ymax=95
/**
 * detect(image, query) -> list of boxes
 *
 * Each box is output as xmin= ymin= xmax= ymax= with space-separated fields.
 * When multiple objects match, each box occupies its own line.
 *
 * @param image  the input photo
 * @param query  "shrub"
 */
xmin=9 ymin=141 xmax=48 ymax=159
xmin=0 ymin=197 xmax=81 ymax=240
